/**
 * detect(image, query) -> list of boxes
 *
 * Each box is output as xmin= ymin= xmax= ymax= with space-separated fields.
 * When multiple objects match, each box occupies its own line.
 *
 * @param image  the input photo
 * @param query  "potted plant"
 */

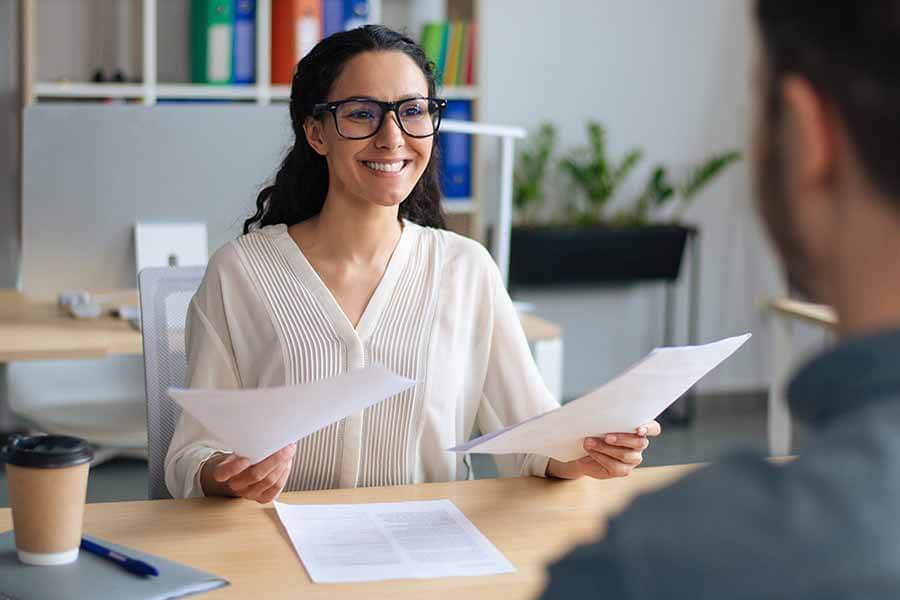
xmin=512 ymin=122 xmax=558 ymax=225
xmin=509 ymin=120 xmax=740 ymax=288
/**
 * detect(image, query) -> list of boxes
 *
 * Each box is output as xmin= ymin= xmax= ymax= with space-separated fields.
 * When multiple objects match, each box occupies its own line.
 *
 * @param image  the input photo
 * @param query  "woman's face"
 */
xmin=305 ymin=50 xmax=434 ymax=211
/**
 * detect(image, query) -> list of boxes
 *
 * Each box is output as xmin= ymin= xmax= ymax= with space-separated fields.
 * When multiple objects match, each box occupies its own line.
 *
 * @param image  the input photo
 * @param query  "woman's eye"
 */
xmin=402 ymin=106 xmax=424 ymax=117
xmin=348 ymin=111 xmax=375 ymax=120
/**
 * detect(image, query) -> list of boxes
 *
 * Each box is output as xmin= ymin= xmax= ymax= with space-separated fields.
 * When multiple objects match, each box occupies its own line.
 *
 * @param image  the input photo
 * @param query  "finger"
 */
xmin=579 ymin=452 xmax=634 ymax=479
xmin=576 ymin=458 xmax=615 ymax=480
xmin=227 ymin=444 xmax=296 ymax=491
xmin=253 ymin=468 xmax=291 ymax=504
xmin=587 ymin=443 xmax=643 ymax=466
xmin=213 ymin=455 xmax=250 ymax=482
xmin=590 ymin=434 xmax=649 ymax=450
xmin=244 ymin=464 xmax=290 ymax=503
xmin=635 ymin=421 xmax=662 ymax=437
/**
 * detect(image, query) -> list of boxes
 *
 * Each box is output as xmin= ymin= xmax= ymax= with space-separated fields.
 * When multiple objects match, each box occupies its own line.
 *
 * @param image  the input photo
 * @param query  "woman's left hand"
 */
xmin=546 ymin=421 xmax=662 ymax=480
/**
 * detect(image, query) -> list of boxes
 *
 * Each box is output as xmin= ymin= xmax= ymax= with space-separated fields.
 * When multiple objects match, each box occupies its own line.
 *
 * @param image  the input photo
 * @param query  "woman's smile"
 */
xmin=360 ymin=159 xmax=413 ymax=176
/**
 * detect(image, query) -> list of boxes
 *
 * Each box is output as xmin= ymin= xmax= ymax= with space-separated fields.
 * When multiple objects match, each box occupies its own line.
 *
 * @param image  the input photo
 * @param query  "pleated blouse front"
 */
xmin=165 ymin=221 xmax=558 ymax=498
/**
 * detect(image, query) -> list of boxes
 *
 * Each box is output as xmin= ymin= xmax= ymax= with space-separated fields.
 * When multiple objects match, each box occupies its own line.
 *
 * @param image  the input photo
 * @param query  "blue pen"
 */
xmin=80 ymin=538 xmax=159 ymax=577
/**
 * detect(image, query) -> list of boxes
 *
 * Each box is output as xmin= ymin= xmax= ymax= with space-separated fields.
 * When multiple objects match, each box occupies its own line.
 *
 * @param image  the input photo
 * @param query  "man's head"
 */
xmin=753 ymin=2 xmax=900 ymax=304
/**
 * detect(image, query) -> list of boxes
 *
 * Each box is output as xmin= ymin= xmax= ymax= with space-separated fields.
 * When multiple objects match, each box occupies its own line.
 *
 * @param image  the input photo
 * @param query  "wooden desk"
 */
xmin=0 ymin=290 xmax=564 ymax=433
xmin=0 ymin=290 xmax=559 ymax=363
xmin=768 ymin=296 xmax=837 ymax=456
xmin=0 ymin=290 xmax=142 ymax=363
xmin=769 ymin=297 xmax=837 ymax=329
xmin=0 ymin=465 xmax=696 ymax=599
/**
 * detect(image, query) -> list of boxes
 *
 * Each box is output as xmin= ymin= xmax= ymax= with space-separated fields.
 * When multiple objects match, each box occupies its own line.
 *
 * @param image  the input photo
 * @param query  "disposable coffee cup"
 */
xmin=1 ymin=434 xmax=93 ymax=566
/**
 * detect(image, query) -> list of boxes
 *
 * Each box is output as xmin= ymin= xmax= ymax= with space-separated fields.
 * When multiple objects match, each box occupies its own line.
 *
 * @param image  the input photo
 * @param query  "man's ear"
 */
xmin=781 ymin=76 xmax=837 ymax=189
xmin=304 ymin=117 xmax=328 ymax=156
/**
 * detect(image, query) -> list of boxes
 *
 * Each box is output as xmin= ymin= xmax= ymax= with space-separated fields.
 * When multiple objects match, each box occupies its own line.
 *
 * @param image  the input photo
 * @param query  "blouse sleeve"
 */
xmin=164 ymin=282 xmax=242 ymax=498
xmin=476 ymin=259 xmax=561 ymax=479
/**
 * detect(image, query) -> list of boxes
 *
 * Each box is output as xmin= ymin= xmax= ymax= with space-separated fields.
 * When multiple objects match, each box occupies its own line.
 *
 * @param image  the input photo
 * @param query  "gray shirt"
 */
xmin=540 ymin=329 xmax=900 ymax=599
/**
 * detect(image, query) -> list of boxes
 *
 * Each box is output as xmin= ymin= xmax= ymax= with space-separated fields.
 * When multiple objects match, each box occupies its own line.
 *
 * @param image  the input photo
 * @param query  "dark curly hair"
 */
xmin=243 ymin=25 xmax=446 ymax=234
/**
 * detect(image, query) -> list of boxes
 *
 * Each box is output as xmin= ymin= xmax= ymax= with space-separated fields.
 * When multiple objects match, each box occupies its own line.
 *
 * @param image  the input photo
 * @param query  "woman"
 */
xmin=165 ymin=25 xmax=661 ymax=502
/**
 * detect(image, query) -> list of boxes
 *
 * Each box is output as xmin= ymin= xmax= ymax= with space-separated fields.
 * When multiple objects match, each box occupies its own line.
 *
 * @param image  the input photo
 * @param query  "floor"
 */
xmin=0 ymin=391 xmax=786 ymax=507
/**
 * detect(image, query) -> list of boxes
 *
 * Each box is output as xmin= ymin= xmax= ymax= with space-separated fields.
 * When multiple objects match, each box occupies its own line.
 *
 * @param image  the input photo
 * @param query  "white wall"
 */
xmin=478 ymin=0 xmax=824 ymax=397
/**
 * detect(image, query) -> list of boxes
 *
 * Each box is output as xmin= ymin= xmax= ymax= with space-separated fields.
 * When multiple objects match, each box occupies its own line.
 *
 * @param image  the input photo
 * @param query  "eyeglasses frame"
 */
xmin=312 ymin=96 xmax=449 ymax=140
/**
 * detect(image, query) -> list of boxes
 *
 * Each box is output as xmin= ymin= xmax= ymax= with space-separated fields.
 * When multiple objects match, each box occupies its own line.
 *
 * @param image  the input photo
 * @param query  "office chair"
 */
xmin=138 ymin=266 xmax=205 ymax=500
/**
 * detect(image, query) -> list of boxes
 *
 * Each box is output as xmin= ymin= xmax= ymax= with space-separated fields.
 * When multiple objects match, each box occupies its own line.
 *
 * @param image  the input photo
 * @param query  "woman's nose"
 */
xmin=375 ymin=111 xmax=405 ymax=149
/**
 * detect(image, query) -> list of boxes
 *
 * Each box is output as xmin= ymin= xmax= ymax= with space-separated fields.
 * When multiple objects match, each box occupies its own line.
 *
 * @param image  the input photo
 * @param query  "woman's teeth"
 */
xmin=363 ymin=161 xmax=405 ymax=173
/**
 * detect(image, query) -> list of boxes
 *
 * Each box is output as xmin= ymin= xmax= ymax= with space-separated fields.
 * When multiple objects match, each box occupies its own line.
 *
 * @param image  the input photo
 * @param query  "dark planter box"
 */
xmin=509 ymin=224 xmax=693 ymax=288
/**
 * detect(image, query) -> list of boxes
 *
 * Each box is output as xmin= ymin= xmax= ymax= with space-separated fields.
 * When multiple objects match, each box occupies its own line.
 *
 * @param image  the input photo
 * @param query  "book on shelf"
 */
xmin=323 ymin=0 xmax=344 ymax=37
xmin=421 ymin=22 xmax=449 ymax=85
xmin=233 ymin=0 xmax=257 ymax=84
xmin=271 ymin=0 xmax=371 ymax=84
xmin=343 ymin=0 xmax=370 ymax=30
xmin=439 ymin=99 xmax=473 ymax=199
xmin=420 ymin=21 xmax=477 ymax=88
xmin=191 ymin=0 xmax=234 ymax=84
xmin=272 ymin=0 xmax=322 ymax=84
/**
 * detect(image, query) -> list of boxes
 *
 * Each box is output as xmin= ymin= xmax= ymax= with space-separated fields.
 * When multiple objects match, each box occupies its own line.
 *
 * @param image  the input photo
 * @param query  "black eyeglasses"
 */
xmin=313 ymin=97 xmax=448 ymax=140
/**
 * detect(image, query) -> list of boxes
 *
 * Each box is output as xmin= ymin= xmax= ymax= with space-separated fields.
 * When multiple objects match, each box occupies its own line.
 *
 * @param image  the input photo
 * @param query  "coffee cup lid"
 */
xmin=1 ymin=434 xmax=93 ymax=469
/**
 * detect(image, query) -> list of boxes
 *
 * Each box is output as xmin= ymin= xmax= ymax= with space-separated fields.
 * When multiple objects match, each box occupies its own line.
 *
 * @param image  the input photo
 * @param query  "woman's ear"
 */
xmin=304 ymin=117 xmax=329 ymax=156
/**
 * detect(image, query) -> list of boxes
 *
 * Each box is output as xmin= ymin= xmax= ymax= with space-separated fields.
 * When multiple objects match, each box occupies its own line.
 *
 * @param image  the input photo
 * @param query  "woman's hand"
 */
xmin=546 ymin=421 xmax=662 ymax=480
xmin=200 ymin=443 xmax=296 ymax=503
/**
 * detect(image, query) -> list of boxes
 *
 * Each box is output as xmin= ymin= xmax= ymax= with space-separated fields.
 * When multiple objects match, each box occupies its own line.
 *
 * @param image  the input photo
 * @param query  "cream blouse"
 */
xmin=165 ymin=221 xmax=559 ymax=498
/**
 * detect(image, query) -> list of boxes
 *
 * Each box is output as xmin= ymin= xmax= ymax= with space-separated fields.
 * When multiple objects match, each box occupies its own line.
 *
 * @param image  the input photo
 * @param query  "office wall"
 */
xmin=479 ymin=0 xmax=828 ymax=396
xmin=0 ymin=0 xmax=19 ymax=288
xmin=22 ymin=104 xmax=292 ymax=297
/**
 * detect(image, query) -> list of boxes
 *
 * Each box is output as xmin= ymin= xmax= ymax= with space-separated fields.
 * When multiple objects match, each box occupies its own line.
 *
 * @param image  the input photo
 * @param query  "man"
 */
xmin=541 ymin=2 xmax=900 ymax=598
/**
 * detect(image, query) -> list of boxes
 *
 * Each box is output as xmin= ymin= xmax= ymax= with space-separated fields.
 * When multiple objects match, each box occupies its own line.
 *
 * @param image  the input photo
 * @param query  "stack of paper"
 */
xmin=168 ymin=364 xmax=416 ymax=463
xmin=274 ymin=499 xmax=515 ymax=583
xmin=450 ymin=334 xmax=751 ymax=461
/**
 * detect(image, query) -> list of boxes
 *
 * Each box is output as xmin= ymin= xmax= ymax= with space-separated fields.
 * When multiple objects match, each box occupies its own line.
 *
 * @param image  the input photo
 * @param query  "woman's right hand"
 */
xmin=200 ymin=443 xmax=296 ymax=503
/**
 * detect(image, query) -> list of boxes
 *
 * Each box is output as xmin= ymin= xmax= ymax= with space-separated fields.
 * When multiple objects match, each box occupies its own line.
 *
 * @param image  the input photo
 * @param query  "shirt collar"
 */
xmin=789 ymin=328 xmax=900 ymax=426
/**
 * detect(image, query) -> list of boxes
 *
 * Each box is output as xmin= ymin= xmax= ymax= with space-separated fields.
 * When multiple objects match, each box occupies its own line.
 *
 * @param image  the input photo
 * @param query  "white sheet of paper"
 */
xmin=168 ymin=364 xmax=415 ymax=463
xmin=274 ymin=499 xmax=515 ymax=583
xmin=450 ymin=334 xmax=751 ymax=462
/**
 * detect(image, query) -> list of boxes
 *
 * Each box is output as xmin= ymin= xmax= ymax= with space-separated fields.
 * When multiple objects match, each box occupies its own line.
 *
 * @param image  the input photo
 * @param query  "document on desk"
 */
xmin=168 ymin=364 xmax=415 ymax=463
xmin=274 ymin=499 xmax=515 ymax=583
xmin=450 ymin=334 xmax=751 ymax=462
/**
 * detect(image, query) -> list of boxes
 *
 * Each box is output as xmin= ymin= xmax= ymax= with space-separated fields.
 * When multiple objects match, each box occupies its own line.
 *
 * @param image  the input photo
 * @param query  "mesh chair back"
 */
xmin=139 ymin=266 xmax=205 ymax=500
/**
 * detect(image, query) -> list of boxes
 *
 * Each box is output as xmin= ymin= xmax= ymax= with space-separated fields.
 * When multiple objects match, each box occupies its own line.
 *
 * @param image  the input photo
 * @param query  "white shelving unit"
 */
xmin=21 ymin=0 xmax=526 ymax=282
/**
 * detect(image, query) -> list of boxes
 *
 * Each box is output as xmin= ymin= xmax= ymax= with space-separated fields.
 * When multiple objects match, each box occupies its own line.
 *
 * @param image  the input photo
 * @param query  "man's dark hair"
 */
xmin=757 ymin=1 xmax=900 ymax=198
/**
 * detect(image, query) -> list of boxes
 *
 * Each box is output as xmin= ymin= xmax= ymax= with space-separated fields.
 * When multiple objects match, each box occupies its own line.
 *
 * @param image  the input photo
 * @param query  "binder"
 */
xmin=271 ymin=0 xmax=322 ymax=84
xmin=421 ymin=22 xmax=446 ymax=76
xmin=454 ymin=22 xmax=469 ymax=87
xmin=443 ymin=22 xmax=463 ymax=87
xmin=439 ymin=99 xmax=472 ymax=199
xmin=343 ymin=0 xmax=370 ymax=30
xmin=465 ymin=22 xmax=477 ymax=85
xmin=191 ymin=0 xmax=234 ymax=84
xmin=232 ymin=0 xmax=256 ymax=84
xmin=323 ymin=0 xmax=344 ymax=37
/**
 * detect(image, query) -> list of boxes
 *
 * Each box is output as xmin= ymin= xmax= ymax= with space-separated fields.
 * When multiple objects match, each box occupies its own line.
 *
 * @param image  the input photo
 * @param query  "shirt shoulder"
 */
xmin=414 ymin=224 xmax=498 ymax=280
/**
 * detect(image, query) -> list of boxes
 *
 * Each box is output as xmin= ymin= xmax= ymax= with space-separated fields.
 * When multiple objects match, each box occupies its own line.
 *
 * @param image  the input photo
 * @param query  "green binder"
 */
xmin=421 ymin=22 xmax=449 ymax=87
xmin=191 ymin=0 xmax=234 ymax=84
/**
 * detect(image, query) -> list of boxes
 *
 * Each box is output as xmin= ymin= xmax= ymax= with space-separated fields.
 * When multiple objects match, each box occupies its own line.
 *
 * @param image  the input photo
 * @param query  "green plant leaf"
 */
xmin=558 ymin=121 xmax=644 ymax=223
xmin=679 ymin=150 xmax=742 ymax=200
xmin=513 ymin=122 xmax=558 ymax=223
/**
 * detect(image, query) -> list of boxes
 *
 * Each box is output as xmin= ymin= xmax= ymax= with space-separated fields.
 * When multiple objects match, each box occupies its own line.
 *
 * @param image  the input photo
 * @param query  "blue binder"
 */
xmin=232 ymin=0 xmax=256 ymax=84
xmin=439 ymin=99 xmax=472 ymax=199
xmin=343 ymin=0 xmax=369 ymax=30
xmin=324 ymin=0 xmax=344 ymax=37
